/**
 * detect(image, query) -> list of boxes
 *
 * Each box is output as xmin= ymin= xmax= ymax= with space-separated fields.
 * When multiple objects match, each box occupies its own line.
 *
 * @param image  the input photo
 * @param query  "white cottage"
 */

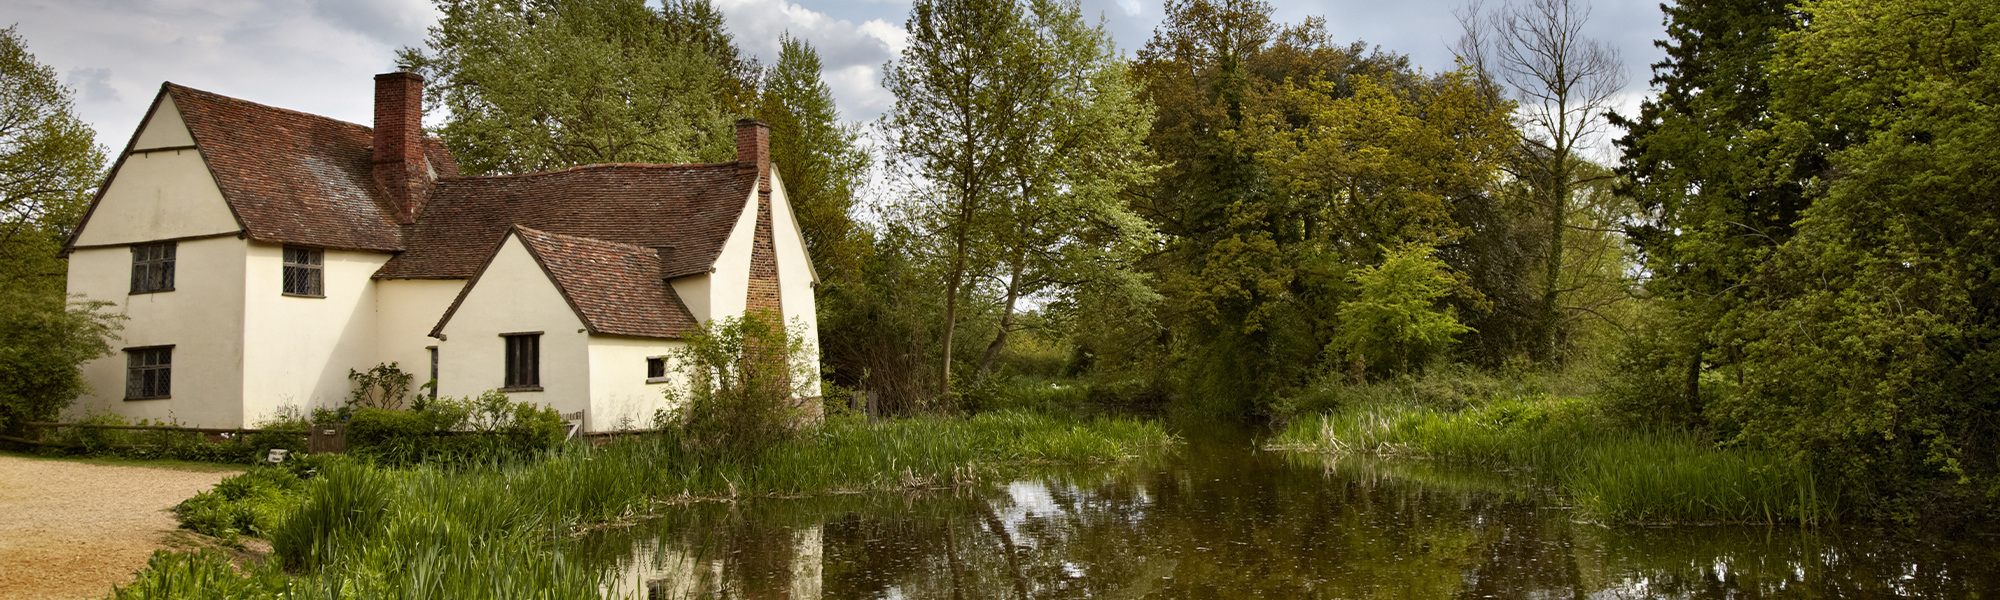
xmin=61 ymin=72 xmax=820 ymax=431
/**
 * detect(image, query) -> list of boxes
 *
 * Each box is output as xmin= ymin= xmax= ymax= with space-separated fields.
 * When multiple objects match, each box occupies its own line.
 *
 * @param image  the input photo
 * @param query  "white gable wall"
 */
xmin=704 ymin=188 xmax=760 ymax=324
xmin=375 ymin=279 xmax=466 ymax=393
xmin=766 ymin=170 xmax=822 ymax=397
xmin=669 ymin=274 xmax=710 ymax=323
xmin=433 ymin=234 xmax=591 ymax=419
xmin=73 ymin=98 xmax=238 ymax=248
xmin=240 ymin=243 xmax=391 ymax=420
xmin=133 ymin=95 xmax=195 ymax=149
xmin=586 ymin=336 xmax=687 ymax=431
xmin=65 ymin=237 xmax=249 ymax=426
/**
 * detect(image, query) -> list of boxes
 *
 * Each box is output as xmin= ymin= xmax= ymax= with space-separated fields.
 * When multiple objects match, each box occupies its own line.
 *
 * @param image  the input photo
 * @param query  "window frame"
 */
xmin=646 ymin=356 xmax=670 ymax=383
xmin=282 ymin=246 xmax=325 ymax=298
xmin=502 ymin=332 xmax=542 ymax=391
xmin=129 ymin=242 xmax=176 ymax=295
xmin=124 ymin=345 xmax=174 ymax=400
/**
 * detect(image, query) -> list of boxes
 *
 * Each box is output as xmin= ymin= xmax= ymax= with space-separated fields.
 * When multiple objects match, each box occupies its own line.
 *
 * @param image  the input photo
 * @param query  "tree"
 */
xmin=0 ymin=25 xmax=119 ymax=430
xmin=1708 ymin=0 xmax=2000 ymax=513
xmin=1 ymin=25 xmax=103 ymax=293
xmin=1604 ymin=0 xmax=1814 ymax=424
xmin=966 ymin=0 xmax=1158 ymax=387
xmin=755 ymin=34 xmax=869 ymax=283
xmin=1331 ymin=244 xmax=1473 ymax=377
xmin=398 ymin=0 xmax=739 ymax=175
xmin=881 ymin=0 xmax=1037 ymax=402
xmin=1455 ymin=0 xmax=1625 ymax=360
xmin=1128 ymin=0 xmax=1436 ymax=410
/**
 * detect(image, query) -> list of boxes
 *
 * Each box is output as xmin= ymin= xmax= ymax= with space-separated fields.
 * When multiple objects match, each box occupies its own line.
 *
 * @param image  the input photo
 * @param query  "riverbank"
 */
xmin=1270 ymin=386 xmax=1834 ymax=525
xmin=0 ymin=455 xmax=241 ymax=600
xmin=111 ymin=409 xmax=1172 ymax=599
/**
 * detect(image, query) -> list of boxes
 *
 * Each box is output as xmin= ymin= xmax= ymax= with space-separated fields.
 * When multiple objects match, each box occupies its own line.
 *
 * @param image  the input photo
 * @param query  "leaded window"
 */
xmin=283 ymin=247 xmax=324 ymax=297
xmin=126 ymin=346 xmax=173 ymax=400
xmin=130 ymin=243 xmax=175 ymax=294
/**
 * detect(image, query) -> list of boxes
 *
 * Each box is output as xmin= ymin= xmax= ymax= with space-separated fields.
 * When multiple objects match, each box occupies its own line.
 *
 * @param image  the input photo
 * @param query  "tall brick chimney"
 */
xmin=735 ymin=118 xmax=770 ymax=190
xmin=374 ymin=72 xmax=429 ymax=223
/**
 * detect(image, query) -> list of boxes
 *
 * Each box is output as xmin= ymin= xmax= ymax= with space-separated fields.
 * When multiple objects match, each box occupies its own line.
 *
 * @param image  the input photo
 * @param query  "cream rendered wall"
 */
xmin=766 ymin=171 xmax=822 ymax=396
xmin=72 ymin=102 xmax=238 ymax=247
xmin=240 ymin=243 xmax=390 ymax=420
xmin=433 ymin=234 xmax=590 ymax=418
xmin=705 ymin=189 xmax=759 ymax=323
xmin=375 ymin=279 xmax=466 ymax=393
xmin=669 ymin=274 xmax=710 ymax=322
xmin=65 ymin=237 xmax=248 ymax=426
xmin=133 ymin=96 xmax=195 ymax=149
xmin=586 ymin=337 xmax=687 ymax=431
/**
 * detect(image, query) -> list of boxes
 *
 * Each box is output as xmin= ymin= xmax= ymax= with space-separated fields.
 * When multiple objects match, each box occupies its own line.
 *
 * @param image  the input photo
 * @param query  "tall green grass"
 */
xmin=116 ymin=410 xmax=1172 ymax=599
xmin=1276 ymin=395 xmax=1836 ymax=524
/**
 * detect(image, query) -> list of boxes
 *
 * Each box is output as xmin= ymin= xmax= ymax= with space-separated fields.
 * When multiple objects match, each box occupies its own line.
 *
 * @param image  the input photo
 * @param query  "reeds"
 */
xmin=1277 ymin=395 xmax=1837 ymax=524
xmin=117 ymin=410 xmax=1172 ymax=599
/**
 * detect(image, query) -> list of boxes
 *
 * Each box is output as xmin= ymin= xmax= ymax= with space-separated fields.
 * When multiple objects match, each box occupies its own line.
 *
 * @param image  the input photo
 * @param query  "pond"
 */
xmin=573 ymin=423 xmax=2000 ymax=599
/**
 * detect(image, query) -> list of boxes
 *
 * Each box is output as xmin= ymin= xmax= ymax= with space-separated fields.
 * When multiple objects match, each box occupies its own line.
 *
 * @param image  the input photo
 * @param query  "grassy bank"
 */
xmin=1272 ymin=387 xmax=1835 ymax=525
xmin=116 ymin=410 xmax=1172 ymax=599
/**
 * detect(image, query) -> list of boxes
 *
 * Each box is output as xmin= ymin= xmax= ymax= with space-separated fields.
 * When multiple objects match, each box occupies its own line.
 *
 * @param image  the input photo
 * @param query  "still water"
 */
xmin=575 ymin=425 xmax=2000 ymax=599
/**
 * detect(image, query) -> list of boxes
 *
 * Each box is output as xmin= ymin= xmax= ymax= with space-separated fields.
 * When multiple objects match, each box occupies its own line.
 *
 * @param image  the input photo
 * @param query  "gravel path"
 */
xmin=0 ymin=456 xmax=238 ymax=600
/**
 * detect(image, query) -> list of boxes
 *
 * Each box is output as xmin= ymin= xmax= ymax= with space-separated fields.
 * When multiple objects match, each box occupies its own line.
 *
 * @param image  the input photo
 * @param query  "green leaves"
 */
xmin=1332 ymin=244 xmax=1475 ymax=378
xmin=400 ymin=0 xmax=738 ymax=175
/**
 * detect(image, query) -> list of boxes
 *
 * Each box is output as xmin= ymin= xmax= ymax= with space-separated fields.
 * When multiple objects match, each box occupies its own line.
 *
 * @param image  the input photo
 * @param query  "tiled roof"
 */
xmin=377 ymin=163 xmax=755 ymax=279
xmin=438 ymin=226 xmax=700 ymax=339
xmin=163 ymin=83 xmax=459 ymax=251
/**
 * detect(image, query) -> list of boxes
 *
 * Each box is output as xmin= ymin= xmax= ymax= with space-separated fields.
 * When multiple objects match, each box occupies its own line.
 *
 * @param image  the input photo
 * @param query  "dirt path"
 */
xmin=0 ymin=456 xmax=239 ymax=600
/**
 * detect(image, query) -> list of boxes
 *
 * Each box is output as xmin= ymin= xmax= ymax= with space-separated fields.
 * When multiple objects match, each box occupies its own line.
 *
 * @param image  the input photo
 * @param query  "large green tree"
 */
xmin=0 ymin=25 xmax=119 ymax=430
xmin=1605 ymin=0 xmax=1815 ymax=425
xmin=1709 ymin=0 xmax=2000 ymax=513
xmin=398 ymin=0 xmax=740 ymax=175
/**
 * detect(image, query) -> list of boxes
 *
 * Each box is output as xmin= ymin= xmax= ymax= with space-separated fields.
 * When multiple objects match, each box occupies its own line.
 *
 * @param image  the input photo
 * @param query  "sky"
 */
xmin=7 ymin=0 xmax=1669 ymax=159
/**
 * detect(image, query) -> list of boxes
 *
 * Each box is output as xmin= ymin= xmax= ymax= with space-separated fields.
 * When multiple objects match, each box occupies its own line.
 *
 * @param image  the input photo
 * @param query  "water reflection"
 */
xmin=579 ymin=426 xmax=1999 ymax=599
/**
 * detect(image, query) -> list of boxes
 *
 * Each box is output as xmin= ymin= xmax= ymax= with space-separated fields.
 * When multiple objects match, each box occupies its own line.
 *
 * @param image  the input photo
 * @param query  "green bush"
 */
xmin=110 ymin=549 xmax=290 ymax=600
xmin=171 ymin=457 xmax=334 ymax=539
xmin=662 ymin=313 xmax=819 ymax=459
xmin=342 ymin=390 xmax=566 ymax=465
xmin=36 ymin=411 xmax=307 ymax=464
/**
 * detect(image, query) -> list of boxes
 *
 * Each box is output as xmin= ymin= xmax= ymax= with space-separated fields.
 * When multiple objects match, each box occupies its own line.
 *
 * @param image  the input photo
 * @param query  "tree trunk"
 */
xmin=973 ymin=255 xmax=1027 ymax=387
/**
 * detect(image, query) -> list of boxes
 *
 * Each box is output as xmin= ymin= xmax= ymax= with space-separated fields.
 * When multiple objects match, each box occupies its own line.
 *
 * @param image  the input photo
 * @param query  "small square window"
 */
xmin=130 ymin=243 xmax=176 ymax=294
xmin=646 ymin=356 xmax=668 ymax=382
xmin=283 ymin=247 xmax=324 ymax=297
xmin=503 ymin=333 xmax=541 ymax=390
xmin=125 ymin=346 xmax=173 ymax=400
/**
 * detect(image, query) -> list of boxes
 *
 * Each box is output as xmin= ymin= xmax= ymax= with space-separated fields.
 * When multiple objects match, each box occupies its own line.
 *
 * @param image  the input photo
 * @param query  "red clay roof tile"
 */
xmin=377 ymin=163 xmax=755 ymax=280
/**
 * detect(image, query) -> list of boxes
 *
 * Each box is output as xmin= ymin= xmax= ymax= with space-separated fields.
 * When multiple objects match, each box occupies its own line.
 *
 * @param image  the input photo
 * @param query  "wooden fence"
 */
xmin=0 ymin=421 xmax=307 ymax=450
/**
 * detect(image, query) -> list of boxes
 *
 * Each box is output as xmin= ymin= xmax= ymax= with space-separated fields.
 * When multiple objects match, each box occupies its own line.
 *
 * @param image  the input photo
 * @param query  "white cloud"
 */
xmin=11 ymin=0 xmax=437 ymax=146
xmin=715 ymin=0 xmax=907 ymax=123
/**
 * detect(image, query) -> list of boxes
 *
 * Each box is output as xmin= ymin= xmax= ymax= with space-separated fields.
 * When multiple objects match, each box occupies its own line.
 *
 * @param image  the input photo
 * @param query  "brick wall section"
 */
xmin=746 ymin=190 xmax=783 ymax=317
xmin=373 ymin=72 xmax=430 ymax=224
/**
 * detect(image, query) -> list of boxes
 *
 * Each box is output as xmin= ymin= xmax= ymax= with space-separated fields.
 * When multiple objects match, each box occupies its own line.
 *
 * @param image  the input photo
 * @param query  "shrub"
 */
xmin=346 ymin=362 xmax=413 ymax=411
xmin=662 ymin=312 xmax=819 ymax=459
xmin=343 ymin=390 xmax=566 ymax=465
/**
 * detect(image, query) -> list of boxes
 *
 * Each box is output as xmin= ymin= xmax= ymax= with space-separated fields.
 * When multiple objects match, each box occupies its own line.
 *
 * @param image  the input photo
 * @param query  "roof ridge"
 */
xmin=447 ymin=161 xmax=742 ymax=182
xmin=164 ymin=82 xmax=449 ymax=144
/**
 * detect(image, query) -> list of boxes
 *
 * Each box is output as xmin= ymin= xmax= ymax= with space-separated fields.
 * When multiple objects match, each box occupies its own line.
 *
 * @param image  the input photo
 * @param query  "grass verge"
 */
xmin=1272 ymin=394 xmax=1835 ymax=525
xmin=115 ymin=409 xmax=1173 ymax=599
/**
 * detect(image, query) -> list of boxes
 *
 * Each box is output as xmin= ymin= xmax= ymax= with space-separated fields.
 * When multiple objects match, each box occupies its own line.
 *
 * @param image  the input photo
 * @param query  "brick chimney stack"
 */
xmin=374 ymin=72 xmax=429 ymax=224
xmin=735 ymin=118 xmax=770 ymax=190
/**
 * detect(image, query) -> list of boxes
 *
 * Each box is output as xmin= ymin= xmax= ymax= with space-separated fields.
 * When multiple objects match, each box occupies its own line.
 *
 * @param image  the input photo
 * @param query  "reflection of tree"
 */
xmin=576 ymin=446 xmax=2000 ymax=599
